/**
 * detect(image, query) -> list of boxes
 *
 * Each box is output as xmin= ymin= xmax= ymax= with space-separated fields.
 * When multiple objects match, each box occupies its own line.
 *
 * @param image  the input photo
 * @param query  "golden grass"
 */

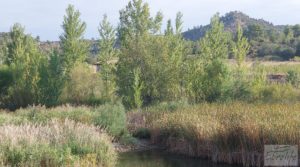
xmin=141 ymin=102 xmax=300 ymax=166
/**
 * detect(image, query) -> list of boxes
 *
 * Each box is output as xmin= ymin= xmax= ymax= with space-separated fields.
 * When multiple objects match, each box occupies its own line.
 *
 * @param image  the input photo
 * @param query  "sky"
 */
xmin=0 ymin=0 xmax=299 ymax=41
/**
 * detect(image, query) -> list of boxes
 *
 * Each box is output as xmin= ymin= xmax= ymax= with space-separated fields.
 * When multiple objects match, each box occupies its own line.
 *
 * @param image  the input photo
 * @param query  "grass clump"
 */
xmin=0 ymin=119 xmax=116 ymax=167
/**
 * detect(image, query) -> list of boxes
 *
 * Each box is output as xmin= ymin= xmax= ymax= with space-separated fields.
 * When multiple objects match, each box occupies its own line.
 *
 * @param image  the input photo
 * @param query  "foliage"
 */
xmin=38 ymin=50 xmax=65 ymax=107
xmin=1 ymin=24 xmax=45 ymax=110
xmin=60 ymin=5 xmax=88 ymax=73
xmin=117 ymin=0 xmax=186 ymax=108
xmin=98 ymin=15 xmax=118 ymax=102
xmin=232 ymin=23 xmax=250 ymax=68
xmin=287 ymin=70 xmax=300 ymax=88
xmin=60 ymin=62 xmax=103 ymax=105
xmin=94 ymin=103 xmax=127 ymax=138
xmin=188 ymin=14 xmax=230 ymax=102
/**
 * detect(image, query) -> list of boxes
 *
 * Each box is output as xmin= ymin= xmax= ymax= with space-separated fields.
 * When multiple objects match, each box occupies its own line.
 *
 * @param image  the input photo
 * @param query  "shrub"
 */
xmin=94 ymin=103 xmax=127 ymax=138
xmin=60 ymin=63 xmax=103 ymax=106
xmin=287 ymin=70 xmax=300 ymax=88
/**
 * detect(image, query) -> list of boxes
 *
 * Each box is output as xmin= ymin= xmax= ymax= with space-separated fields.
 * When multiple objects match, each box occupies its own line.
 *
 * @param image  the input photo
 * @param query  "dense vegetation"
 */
xmin=184 ymin=11 xmax=300 ymax=61
xmin=0 ymin=0 xmax=299 ymax=166
xmin=129 ymin=102 xmax=300 ymax=166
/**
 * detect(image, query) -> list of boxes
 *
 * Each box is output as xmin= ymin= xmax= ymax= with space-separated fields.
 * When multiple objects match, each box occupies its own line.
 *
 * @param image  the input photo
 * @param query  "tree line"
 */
xmin=0 ymin=0 xmax=298 ymax=110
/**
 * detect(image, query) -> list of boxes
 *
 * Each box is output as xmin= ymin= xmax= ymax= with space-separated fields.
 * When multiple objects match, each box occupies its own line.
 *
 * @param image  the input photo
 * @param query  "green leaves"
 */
xmin=232 ymin=23 xmax=250 ymax=68
xmin=98 ymin=15 xmax=117 ymax=101
xmin=60 ymin=4 xmax=88 ymax=73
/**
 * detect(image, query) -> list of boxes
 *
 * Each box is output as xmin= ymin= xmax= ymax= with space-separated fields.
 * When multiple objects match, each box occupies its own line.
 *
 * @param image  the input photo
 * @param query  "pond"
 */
xmin=117 ymin=150 xmax=238 ymax=167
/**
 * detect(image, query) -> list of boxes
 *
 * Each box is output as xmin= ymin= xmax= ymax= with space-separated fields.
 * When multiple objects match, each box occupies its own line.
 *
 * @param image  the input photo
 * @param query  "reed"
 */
xmin=142 ymin=102 xmax=300 ymax=166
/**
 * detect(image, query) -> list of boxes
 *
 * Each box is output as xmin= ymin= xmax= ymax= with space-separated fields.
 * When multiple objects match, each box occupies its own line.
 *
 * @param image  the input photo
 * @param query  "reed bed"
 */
xmin=142 ymin=102 xmax=300 ymax=166
xmin=0 ymin=119 xmax=116 ymax=167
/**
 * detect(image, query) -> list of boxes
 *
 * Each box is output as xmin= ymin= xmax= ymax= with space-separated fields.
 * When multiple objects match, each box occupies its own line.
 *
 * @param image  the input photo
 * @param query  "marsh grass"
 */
xmin=141 ymin=102 xmax=300 ymax=166
xmin=0 ymin=119 xmax=116 ymax=167
xmin=11 ymin=103 xmax=127 ymax=138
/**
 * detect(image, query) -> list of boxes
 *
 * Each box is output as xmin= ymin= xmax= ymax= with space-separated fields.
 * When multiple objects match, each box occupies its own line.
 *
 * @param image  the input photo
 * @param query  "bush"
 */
xmin=60 ymin=63 xmax=103 ymax=106
xmin=287 ymin=70 xmax=300 ymax=88
xmin=94 ymin=103 xmax=127 ymax=138
xmin=0 ymin=65 xmax=13 ymax=108
xmin=258 ymin=84 xmax=298 ymax=103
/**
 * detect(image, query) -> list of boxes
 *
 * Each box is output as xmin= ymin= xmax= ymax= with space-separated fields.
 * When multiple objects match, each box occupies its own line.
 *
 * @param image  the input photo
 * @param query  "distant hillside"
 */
xmin=183 ymin=11 xmax=284 ymax=41
xmin=183 ymin=11 xmax=300 ymax=60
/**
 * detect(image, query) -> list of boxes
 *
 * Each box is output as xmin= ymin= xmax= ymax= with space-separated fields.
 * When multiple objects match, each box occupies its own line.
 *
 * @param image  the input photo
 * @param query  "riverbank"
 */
xmin=127 ymin=102 xmax=300 ymax=166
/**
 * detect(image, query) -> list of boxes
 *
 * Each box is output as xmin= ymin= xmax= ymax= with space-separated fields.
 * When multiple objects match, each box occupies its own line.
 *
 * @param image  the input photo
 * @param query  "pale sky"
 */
xmin=0 ymin=0 xmax=299 ymax=41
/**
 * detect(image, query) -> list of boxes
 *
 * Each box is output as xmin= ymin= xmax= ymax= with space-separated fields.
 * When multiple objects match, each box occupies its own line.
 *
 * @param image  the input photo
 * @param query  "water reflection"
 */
xmin=117 ymin=150 xmax=237 ymax=167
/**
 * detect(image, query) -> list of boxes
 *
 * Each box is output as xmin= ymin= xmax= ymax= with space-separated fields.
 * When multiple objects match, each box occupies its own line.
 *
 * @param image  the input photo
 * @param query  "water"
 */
xmin=117 ymin=150 xmax=237 ymax=167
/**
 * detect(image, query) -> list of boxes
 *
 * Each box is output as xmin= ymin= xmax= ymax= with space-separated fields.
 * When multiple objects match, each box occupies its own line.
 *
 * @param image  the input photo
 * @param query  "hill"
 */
xmin=183 ymin=11 xmax=283 ymax=41
xmin=183 ymin=11 xmax=300 ymax=60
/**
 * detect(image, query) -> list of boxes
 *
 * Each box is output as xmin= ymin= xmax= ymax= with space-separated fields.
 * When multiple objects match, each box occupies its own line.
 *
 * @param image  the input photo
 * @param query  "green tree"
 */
xmin=284 ymin=26 xmax=294 ymax=44
xmin=163 ymin=12 xmax=186 ymax=100
xmin=246 ymin=24 xmax=264 ymax=40
xmin=189 ymin=14 xmax=230 ymax=102
xmin=98 ymin=15 xmax=118 ymax=101
xmin=38 ymin=50 xmax=65 ymax=106
xmin=2 ymin=24 xmax=44 ymax=109
xmin=60 ymin=4 xmax=88 ymax=73
xmin=116 ymin=0 xmax=163 ymax=108
xmin=292 ymin=25 xmax=300 ymax=38
xmin=61 ymin=62 xmax=102 ymax=105
xmin=232 ymin=23 xmax=250 ymax=68
xmin=132 ymin=68 xmax=143 ymax=109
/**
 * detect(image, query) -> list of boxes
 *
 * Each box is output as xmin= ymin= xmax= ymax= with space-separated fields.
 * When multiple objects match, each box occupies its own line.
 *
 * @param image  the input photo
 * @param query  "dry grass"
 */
xmin=138 ymin=102 xmax=300 ymax=166
xmin=0 ymin=119 xmax=116 ymax=167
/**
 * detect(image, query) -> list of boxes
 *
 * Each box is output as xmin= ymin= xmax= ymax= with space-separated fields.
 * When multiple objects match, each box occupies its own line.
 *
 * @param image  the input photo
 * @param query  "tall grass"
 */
xmin=137 ymin=102 xmax=300 ymax=166
xmin=12 ymin=103 xmax=127 ymax=138
xmin=0 ymin=119 xmax=116 ymax=167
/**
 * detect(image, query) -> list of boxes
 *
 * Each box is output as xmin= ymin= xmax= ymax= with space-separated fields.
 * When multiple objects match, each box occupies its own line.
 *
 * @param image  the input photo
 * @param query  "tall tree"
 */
xmin=232 ymin=23 xmax=250 ymax=68
xmin=60 ymin=4 xmax=88 ymax=73
xmin=188 ymin=14 xmax=230 ymax=102
xmin=98 ymin=14 xmax=118 ymax=101
xmin=2 ymin=24 xmax=44 ymax=109
xmin=38 ymin=50 xmax=65 ymax=106
xmin=116 ymin=0 xmax=163 ymax=108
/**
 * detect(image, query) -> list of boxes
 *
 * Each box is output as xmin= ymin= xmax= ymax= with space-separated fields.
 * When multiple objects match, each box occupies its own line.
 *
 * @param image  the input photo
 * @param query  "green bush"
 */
xmin=287 ymin=70 xmax=300 ymax=88
xmin=94 ymin=103 xmax=127 ymax=138
xmin=60 ymin=63 xmax=103 ymax=106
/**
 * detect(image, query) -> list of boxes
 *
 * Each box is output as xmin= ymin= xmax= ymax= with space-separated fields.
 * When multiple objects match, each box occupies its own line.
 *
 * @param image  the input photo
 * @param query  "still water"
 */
xmin=117 ymin=150 xmax=238 ymax=167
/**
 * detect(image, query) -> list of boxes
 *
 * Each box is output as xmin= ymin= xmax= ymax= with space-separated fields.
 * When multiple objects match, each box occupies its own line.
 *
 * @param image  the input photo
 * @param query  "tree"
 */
xmin=292 ymin=25 xmax=300 ymax=38
xmin=116 ymin=0 xmax=163 ymax=108
xmin=98 ymin=14 xmax=118 ymax=101
xmin=284 ymin=26 xmax=294 ymax=44
xmin=61 ymin=62 xmax=102 ymax=105
xmin=246 ymin=24 xmax=264 ymax=40
xmin=189 ymin=14 xmax=230 ymax=102
xmin=296 ymin=42 xmax=300 ymax=56
xmin=38 ymin=50 xmax=65 ymax=106
xmin=2 ymin=24 xmax=44 ymax=109
xmin=60 ymin=4 xmax=88 ymax=73
xmin=232 ymin=23 xmax=250 ymax=68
